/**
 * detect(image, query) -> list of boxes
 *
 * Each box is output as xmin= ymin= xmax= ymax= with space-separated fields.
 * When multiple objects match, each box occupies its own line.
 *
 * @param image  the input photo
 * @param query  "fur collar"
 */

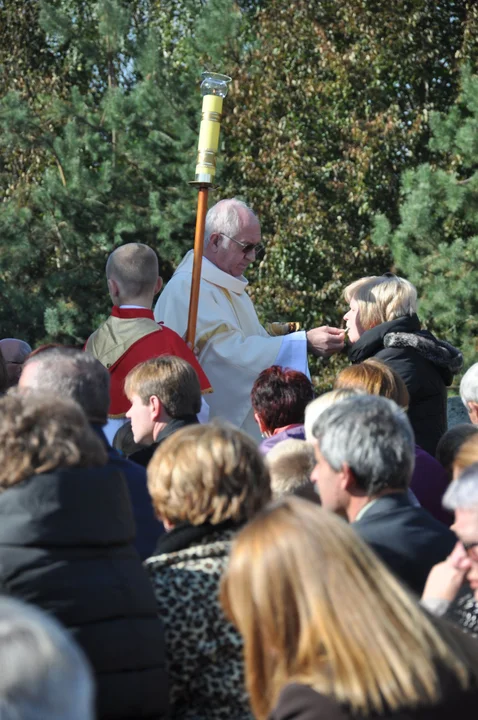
xmin=384 ymin=332 xmax=463 ymax=374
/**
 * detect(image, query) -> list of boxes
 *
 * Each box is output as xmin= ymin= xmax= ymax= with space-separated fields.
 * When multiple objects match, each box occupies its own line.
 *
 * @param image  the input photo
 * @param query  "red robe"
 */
xmin=85 ymin=307 xmax=212 ymax=418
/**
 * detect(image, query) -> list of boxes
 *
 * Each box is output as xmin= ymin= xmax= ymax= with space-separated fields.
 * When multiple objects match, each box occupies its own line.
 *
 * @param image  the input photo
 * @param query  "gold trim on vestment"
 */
xmin=195 ymin=323 xmax=230 ymax=356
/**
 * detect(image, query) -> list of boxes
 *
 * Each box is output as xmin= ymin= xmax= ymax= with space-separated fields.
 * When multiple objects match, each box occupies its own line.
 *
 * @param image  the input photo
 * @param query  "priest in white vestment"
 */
xmin=154 ymin=199 xmax=345 ymax=440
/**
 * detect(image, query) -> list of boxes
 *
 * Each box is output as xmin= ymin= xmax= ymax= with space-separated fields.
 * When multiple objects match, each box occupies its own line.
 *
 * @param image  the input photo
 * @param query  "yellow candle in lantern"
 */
xmin=195 ymin=94 xmax=224 ymax=181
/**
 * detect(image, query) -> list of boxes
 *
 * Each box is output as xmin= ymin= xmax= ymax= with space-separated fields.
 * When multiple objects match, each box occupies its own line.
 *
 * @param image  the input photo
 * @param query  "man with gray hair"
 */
xmin=311 ymin=394 xmax=456 ymax=594
xmin=19 ymin=347 xmax=164 ymax=559
xmin=0 ymin=596 xmax=94 ymax=720
xmin=155 ymin=198 xmax=345 ymax=439
xmin=460 ymin=362 xmax=478 ymax=424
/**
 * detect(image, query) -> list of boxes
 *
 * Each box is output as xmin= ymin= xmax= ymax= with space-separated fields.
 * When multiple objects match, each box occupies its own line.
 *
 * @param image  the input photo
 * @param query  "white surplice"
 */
xmin=154 ymin=250 xmax=308 ymax=440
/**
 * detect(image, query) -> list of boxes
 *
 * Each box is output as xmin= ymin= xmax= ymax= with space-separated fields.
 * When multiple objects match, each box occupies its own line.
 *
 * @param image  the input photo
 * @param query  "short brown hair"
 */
xmin=0 ymin=392 xmax=107 ymax=490
xmin=334 ymin=358 xmax=409 ymax=408
xmin=147 ymin=422 xmax=271 ymax=526
xmin=265 ymin=440 xmax=315 ymax=498
xmin=453 ymin=433 xmax=478 ymax=478
xmin=125 ymin=355 xmax=201 ymax=417
xmin=106 ymin=243 xmax=159 ymax=299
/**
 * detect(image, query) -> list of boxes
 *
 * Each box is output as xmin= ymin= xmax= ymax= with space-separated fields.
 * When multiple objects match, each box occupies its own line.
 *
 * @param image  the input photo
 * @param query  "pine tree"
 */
xmin=0 ymin=0 xmax=239 ymax=344
xmin=221 ymin=0 xmax=478 ymax=385
xmin=372 ymin=68 xmax=478 ymax=369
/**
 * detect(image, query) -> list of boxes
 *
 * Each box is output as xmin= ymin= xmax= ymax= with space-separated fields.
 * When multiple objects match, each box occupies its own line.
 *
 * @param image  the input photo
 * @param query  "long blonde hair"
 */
xmin=221 ymin=497 xmax=470 ymax=720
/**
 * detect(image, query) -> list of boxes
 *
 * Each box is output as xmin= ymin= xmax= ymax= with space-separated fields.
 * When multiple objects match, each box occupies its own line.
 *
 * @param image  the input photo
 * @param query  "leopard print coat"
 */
xmin=145 ymin=529 xmax=253 ymax=720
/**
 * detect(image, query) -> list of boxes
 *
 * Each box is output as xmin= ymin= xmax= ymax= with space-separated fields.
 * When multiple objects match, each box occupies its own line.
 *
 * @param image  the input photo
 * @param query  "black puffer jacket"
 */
xmin=348 ymin=314 xmax=463 ymax=455
xmin=0 ymin=465 xmax=169 ymax=720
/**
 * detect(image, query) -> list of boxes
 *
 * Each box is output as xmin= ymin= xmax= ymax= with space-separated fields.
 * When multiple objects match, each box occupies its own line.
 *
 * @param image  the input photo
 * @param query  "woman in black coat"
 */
xmin=343 ymin=274 xmax=462 ymax=455
xmin=0 ymin=392 xmax=169 ymax=720
xmin=221 ymin=497 xmax=478 ymax=720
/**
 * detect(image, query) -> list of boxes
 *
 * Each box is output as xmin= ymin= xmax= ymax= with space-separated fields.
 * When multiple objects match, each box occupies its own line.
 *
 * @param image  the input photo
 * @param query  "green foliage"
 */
xmin=373 ymin=67 xmax=478 ymax=370
xmin=221 ymin=0 xmax=478 ymax=386
xmin=0 ymin=0 xmax=239 ymax=344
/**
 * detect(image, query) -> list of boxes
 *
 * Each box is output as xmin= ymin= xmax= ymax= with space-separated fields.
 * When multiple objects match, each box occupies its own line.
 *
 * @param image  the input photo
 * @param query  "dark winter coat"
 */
xmin=353 ymin=492 xmax=456 ymax=595
xmin=93 ymin=424 xmax=164 ymax=559
xmin=0 ymin=465 xmax=169 ymax=720
xmin=348 ymin=314 xmax=463 ymax=455
xmin=114 ymin=416 xmax=199 ymax=468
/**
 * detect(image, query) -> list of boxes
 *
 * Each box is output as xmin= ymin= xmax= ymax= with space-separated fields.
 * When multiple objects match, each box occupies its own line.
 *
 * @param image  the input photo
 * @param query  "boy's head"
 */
xmin=106 ymin=243 xmax=162 ymax=306
xmin=125 ymin=356 xmax=202 ymax=444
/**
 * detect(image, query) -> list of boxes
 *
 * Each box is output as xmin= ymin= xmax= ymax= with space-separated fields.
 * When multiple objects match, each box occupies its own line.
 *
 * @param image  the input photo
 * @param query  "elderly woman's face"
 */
xmin=344 ymin=298 xmax=365 ymax=343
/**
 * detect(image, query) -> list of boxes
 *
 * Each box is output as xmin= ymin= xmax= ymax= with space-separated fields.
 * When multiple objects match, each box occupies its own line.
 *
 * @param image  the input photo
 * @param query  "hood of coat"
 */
xmin=0 ymin=465 xmax=135 ymax=548
xmin=348 ymin=314 xmax=463 ymax=380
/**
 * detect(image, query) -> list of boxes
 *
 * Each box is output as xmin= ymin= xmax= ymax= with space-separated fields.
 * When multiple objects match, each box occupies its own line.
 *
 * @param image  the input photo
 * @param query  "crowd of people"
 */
xmin=2 ymin=197 xmax=478 ymax=719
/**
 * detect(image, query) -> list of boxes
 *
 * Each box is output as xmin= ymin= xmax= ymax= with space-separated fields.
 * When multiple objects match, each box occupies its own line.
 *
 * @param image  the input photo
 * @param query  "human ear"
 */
xmin=107 ymin=277 xmax=120 ymax=300
xmin=209 ymin=232 xmax=221 ymax=252
xmin=149 ymin=395 xmax=162 ymax=422
xmin=341 ymin=464 xmax=357 ymax=492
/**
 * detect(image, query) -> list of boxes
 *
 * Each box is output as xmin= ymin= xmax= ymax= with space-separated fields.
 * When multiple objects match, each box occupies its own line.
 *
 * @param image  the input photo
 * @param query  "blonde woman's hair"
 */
xmin=344 ymin=275 xmax=417 ymax=331
xmin=221 ymin=497 xmax=471 ymax=720
xmin=265 ymin=439 xmax=315 ymax=498
xmin=304 ymin=388 xmax=364 ymax=441
xmin=147 ymin=422 xmax=271 ymax=526
xmin=453 ymin=433 xmax=478 ymax=479
xmin=334 ymin=359 xmax=409 ymax=409
xmin=125 ymin=355 xmax=201 ymax=417
xmin=0 ymin=392 xmax=107 ymax=490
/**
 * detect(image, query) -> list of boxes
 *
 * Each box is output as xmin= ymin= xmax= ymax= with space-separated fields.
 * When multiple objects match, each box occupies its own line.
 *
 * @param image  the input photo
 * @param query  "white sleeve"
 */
xmin=197 ymin=397 xmax=210 ymax=424
xmin=275 ymin=331 xmax=310 ymax=378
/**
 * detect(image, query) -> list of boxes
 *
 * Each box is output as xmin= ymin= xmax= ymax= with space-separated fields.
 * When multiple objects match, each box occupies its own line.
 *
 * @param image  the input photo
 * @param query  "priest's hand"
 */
xmin=306 ymin=327 xmax=345 ymax=358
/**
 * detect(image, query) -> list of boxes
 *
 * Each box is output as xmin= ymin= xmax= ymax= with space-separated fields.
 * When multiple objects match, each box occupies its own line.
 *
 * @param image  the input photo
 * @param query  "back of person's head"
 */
xmin=343 ymin=274 xmax=417 ymax=331
xmin=106 ymin=243 xmax=159 ymax=301
xmin=221 ymin=496 xmax=470 ymax=720
xmin=20 ymin=348 xmax=110 ymax=425
xmin=460 ymin=363 xmax=478 ymax=416
xmin=312 ymin=394 xmax=415 ymax=494
xmin=436 ymin=424 xmax=478 ymax=480
xmin=0 ymin=350 xmax=7 ymax=395
xmin=334 ymin=358 xmax=409 ymax=408
xmin=443 ymin=462 xmax=478 ymax=512
xmin=125 ymin=355 xmax=202 ymax=418
xmin=0 ymin=392 xmax=107 ymax=491
xmin=304 ymin=387 xmax=364 ymax=441
xmin=0 ymin=596 xmax=94 ymax=720
xmin=204 ymin=199 xmax=256 ymax=248
xmin=147 ymin=422 xmax=271 ymax=526
xmin=265 ymin=439 xmax=316 ymax=498
xmin=251 ymin=365 xmax=314 ymax=433
xmin=453 ymin=434 xmax=478 ymax=479
xmin=0 ymin=339 xmax=32 ymax=388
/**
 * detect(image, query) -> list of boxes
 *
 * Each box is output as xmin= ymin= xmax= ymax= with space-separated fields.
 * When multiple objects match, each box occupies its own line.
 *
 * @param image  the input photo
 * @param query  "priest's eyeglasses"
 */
xmin=220 ymin=233 xmax=265 ymax=258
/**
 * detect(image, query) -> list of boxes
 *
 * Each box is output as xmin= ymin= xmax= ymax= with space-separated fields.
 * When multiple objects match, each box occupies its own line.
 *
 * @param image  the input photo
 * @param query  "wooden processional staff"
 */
xmin=186 ymin=72 xmax=231 ymax=349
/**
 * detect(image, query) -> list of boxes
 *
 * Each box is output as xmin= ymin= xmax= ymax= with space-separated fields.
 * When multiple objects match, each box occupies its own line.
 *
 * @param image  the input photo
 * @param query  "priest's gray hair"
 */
xmin=204 ymin=199 xmax=257 ymax=247
xmin=0 ymin=597 xmax=94 ymax=720
xmin=312 ymin=394 xmax=415 ymax=495
xmin=460 ymin=362 xmax=478 ymax=407
xmin=443 ymin=463 xmax=478 ymax=510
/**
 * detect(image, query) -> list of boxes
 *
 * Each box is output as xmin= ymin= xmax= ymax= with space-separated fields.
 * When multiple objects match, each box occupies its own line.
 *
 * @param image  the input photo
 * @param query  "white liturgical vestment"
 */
xmin=154 ymin=250 xmax=309 ymax=440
